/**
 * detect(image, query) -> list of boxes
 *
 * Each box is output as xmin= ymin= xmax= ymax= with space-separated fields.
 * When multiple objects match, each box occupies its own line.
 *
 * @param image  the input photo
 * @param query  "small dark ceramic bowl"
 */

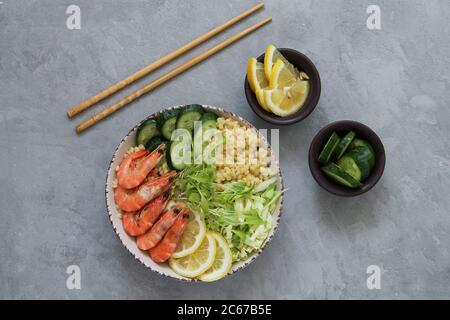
xmin=309 ymin=120 xmax=386 ymax=197
xmin=244 ymin=48 xmax=321 ymax=125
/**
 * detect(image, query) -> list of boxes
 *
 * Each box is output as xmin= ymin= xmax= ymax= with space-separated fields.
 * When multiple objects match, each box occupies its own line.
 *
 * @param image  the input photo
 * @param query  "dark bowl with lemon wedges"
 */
xmin=245 ymin=46 xmax=321 ymax=126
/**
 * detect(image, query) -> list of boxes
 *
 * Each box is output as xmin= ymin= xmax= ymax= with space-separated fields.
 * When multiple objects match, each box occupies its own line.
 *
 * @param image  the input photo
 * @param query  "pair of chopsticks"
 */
xmin=69 ymin=3 xmax=271 ymax=134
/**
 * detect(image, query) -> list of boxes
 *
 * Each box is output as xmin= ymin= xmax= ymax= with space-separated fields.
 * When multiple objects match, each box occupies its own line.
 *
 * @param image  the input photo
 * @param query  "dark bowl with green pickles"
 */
xmin=308 ymin=120 xmax=385 ymax=197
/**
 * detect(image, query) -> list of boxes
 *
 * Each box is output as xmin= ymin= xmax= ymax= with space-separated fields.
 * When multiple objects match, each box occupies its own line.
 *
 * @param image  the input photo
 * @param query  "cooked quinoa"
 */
xmin=156 ymin=159 xmax=170 ymax=175
xmin=215 ymin=117 xmax=275 ymax=186
xmin=126 ymin=144 xmax=145 ymax=155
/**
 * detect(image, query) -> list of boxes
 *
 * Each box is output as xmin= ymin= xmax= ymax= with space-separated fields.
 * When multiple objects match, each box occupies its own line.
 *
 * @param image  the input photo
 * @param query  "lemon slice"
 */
xmin=169 ymin=232 xmax=216 ymax=278
xmin=263 ymin=80 xmax=310 ymax=117
xmin=247 ymin=57 xmax=269 ymax=93
xmin=198 ymin=232 xmax=232 ymax=282
xmin=255 ymin=89 xmax=270 ymax=111
xmin=264 ymin=44 xmax=300 ymax=80
xmin=269 ymin=59 xmax=297 ymax=89
xmin=172 ymin=211 xmax=206 ymax=259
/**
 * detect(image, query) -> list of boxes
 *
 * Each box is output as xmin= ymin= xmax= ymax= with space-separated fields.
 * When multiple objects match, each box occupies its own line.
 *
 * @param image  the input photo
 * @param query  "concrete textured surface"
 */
xmin=0 ymin=0 xmax=449 ymax=299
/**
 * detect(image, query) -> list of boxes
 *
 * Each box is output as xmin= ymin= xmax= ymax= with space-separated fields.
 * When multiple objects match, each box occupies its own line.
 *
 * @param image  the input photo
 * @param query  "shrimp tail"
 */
xmin=149 ymin=210 xmax=190 ymax=263
xmin=136 ymin=205 xmax=182 ymax=250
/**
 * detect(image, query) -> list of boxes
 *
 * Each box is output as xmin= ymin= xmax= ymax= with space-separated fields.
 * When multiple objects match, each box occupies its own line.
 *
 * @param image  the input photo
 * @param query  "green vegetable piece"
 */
xmin=321 ymin=163 xmax=361 ymax=188
xmin=337 ymin=155 xmax=361 ymax=181
xmin=349 ymin=138 xmax=375 ymax=158
xmin=176 ymin=105 xmax=204 ymax=132
xmin=347 ymin=146 xmax=375 ymax=180
xmin=201 ymin=112 xmax=218 ymax=122
xmin=318 ymin=132 xmax=340 ymax=164
xmin=183 ymin=104 xmax=205 ymax=113
xmin=158 ymin=109 xmax=180 ymax=140
xmin=145 ymin=136 xmax=169 ymax=153
xmin=144 ymin=137 xmax=175 ymax=169
xmin=201 ymin=112 xmax=218 ymax=132
xmin=136 ymin=119 xmax=160 ymax=147
xmin=332 ymin=131 xmax=356 ymax=161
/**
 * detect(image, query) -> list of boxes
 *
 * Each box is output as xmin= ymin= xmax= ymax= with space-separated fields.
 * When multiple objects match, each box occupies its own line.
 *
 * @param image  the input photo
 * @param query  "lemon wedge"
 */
xmin=198 ymin=232 xmax=232 ymax=282
xmin=263 ymin=80 xmax=310 ymax=117
xmin=247 ymin=57 xmax=269 ymax=93
xmin=169 ymin=232 xmax=216 ymax=278
xmin=269 ymin=59 xmax=297 ymax=89
xmin=264 ymin=44 xmax=300 ymax=81
xmin=172 ymin=211 xmax=206 ymax=259
xmin=255 ymin=89 xmax=270 ymax=111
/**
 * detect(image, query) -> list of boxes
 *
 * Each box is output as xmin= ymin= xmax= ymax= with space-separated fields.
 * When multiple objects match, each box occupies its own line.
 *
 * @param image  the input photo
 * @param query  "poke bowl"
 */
xmin=105 ymin=104 xmax=284 ymax=282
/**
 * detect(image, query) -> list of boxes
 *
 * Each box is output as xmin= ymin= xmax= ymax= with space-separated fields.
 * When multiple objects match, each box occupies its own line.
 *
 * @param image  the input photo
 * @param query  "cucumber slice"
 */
xmin=347 ymin=146 xmax=375 ymax=180
xmin=176 ymin=105 xmax=204 ymax=132
xmin=183 ymin=104 xmax=204 ymax=113
xmin=201 ymin=112 xmax=218 ymax=122
xmin=165 ymin=142 xmax=174 ymax=169
xmin=145 ymin=137 xmax=175 ymax=169
xmin=332 ymin=131 xmax=356 ymax=161
xmin=201 ymin=112 xmax=218 ymax=132
xmin=156 ymin=109 xmax=179 ymax=127
xmin=158 ymin=109 xmax=180 ymax=140
xmin=161 ymin=117 xmax=177 ymax=140
xmin=192 ymin=118 xmax=222 ymax=165
xmin=170 ymin=141 xmax=188 ymax=170
xmin=169 ymin=130 xmax=192 ymax=171
xmin=337 ymin=155 xmax=361 ymax=181
xmin=202 ymin=120 xmax=217 ymax=133
xmin=318 ymin=132 xmax=340 ymax=165
xmin=136 ymin=119 xmax=160 ymax=147
xmin=349 ymin=138 xmax=375 ymax=157
xmin=145 ymin=136 xmax=169 ymax=153
xmin=321 ymin=163 xmax=361 ymax=188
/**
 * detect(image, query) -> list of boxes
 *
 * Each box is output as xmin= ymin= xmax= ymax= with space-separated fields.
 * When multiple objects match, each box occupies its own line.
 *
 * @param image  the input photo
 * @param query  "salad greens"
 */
xmin=172 ymin=164 xmax=283 ymax=261
xmin=172 ymin=164 xmax=216 ymax=215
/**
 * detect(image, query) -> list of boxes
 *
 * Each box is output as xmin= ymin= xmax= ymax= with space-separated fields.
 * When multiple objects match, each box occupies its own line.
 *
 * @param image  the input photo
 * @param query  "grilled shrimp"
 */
xmin=114 ymin=171 xmax=176 ymax=212
xmin=117 ymin=144 xmax=165 ymax=189
xmin=136 ymin=204 xmax=183 ymax=250
xmin=122 ymin=192 xmax=170 ymax=236
xmin=149 ymin=210 xmax=190 ymax=263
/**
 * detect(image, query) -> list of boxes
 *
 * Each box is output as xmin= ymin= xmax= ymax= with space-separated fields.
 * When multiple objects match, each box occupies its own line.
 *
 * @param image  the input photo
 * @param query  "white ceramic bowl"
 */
xmin=105 ymin=105 xmax=284 ymax=281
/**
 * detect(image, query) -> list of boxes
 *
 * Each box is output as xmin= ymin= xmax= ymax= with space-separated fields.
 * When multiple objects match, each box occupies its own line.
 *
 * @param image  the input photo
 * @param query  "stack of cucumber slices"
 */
xmin=318 ymin=131 xmax=375 ymax=188
xmin=135 ymin=104 xmax=218 ymax=170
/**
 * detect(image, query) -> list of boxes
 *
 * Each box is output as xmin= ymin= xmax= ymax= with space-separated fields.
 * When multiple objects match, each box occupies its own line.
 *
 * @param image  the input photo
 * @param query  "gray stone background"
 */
xmin=0 ymin=0 xmax=449 ymax=299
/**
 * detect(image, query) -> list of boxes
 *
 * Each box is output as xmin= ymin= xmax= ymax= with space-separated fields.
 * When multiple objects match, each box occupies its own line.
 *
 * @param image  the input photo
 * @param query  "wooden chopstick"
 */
xmin=75 ymin=17 xmax=272 ymax=134
xmin=67 ymin=3 xmax=265 ymax=118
